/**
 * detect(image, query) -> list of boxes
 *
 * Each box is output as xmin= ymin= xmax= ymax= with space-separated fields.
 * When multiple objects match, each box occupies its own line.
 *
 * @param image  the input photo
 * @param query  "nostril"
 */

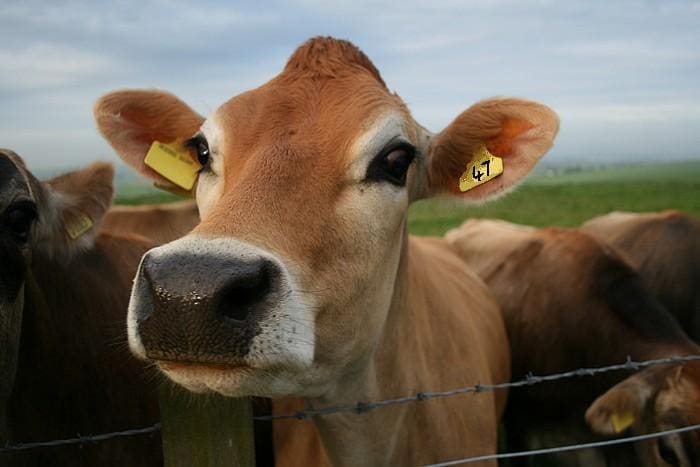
xmin=216 ymin=261 xmax=275 ymax=323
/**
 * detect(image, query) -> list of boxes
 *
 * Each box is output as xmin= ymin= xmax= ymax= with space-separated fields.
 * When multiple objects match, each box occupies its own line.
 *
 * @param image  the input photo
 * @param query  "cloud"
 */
xmin=0 ymin=44 xmax=117 ymax=90
xmin=1 ymin=0 xmax=699 ymax=168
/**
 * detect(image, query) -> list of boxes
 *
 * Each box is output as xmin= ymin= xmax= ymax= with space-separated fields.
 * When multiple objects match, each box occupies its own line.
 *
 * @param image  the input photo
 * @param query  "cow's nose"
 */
xmin=133 ymin=250 xmax=281 ymax=363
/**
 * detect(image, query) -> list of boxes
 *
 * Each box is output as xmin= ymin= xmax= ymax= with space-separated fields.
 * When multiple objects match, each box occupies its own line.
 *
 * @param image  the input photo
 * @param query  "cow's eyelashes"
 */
xmin=4 ymin=200 xmax=37 ymax=243
xmin=186 ymin=135 xmax=211 ymax=168
xmin=366 ymin=142 xmax=416 ymax=186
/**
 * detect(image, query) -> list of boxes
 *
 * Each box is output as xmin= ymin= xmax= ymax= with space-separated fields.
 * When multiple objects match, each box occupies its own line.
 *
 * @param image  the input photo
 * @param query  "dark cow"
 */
xmin=582 ymin=210 xmax=700 ymax=341
xmin=95 ymin=37 xmax=559 ymax=465
xmin=446 ymin=219 xmax=700 ymax=467
xmin=0 ymin=149 xmax=161 ymax=467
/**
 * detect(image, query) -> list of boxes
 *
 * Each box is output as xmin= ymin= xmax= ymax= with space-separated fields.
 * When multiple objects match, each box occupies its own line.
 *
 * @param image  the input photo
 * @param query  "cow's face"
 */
xmin=96 ymin=37 xmax=558 ymax=398
xmin=0 ymin=150 xmax=36 ymax=404
xmin=0 ymin=149 xmax=113 ymax=404
xmin=587 ymin=363 xmax=700 ymax=467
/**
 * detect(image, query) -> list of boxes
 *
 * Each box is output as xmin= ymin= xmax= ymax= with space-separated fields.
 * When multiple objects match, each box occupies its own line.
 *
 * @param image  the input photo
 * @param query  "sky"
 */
xmin=1 ymin=0 xmax=699 ymax=170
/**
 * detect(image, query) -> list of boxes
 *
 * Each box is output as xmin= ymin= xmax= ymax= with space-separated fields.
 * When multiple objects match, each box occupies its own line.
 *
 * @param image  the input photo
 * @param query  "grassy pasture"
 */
xmin=116 ymin=160 xmax=700 ymax=233
xmin=409 ymin=160 xmax=700 ymax=236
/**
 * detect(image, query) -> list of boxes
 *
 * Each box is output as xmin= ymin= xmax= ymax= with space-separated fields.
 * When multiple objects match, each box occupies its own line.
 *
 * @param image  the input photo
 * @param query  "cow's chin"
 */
xmin=157 ymin=361 xmax=315 ymax=398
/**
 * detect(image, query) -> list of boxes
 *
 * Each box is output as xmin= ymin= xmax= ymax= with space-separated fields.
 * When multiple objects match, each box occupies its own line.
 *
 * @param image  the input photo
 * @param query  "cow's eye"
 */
xmin=4 ymin=201 xmax=37 ymax=243
xmin=367 ymin=142 xmax=416 ymax=186
xmin=186 ymin=135 xmax=211 ymax=168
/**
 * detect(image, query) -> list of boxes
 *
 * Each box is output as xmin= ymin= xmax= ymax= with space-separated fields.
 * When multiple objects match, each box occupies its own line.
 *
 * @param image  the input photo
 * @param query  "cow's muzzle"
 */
xmin=128 ymin=237 xmax=284 ymax=365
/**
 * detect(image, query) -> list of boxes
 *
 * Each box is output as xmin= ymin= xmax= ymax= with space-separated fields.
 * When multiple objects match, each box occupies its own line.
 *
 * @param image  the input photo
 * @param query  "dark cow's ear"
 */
xmin=35 ymin=162 xmax=115 ymax=260
xmin=424 ymin=98 xmax=559 ymax=202
xmin=94 ymin=90 xmax=204 ymax=191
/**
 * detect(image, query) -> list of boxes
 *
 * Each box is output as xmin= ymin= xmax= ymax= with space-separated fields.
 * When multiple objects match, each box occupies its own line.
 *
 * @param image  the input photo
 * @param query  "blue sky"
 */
xmin=1 ymin=0 xmax=699 ymax=169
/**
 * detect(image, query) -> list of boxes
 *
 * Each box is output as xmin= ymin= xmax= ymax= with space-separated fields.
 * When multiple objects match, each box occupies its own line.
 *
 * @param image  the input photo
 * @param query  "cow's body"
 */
xmin=102 ymin=200 xmax=199 ymax=244
xmin=7 ymin=234 xmax=161 ymax=467
xmin=96 ymin=37 xmax=559 ymax=465
xmin=0 ymin=150 xmax=162 ymax=467
xmin=446 ymin=219 xmax=700 ymax=467
xmin=582 ymin=210 xmax=700 ymax=341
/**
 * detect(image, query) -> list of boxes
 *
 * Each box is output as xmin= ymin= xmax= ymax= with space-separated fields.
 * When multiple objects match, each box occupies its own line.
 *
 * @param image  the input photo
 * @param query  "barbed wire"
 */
xmin=0 ymin=424 xmax=161 ymax=454
xmin=254 ymin=354 xmax=700 ymax=421
xmin=424 ymin=423 xmax=700 ymax=466
xmin=4 ymin=353 xmax=700 ymax=455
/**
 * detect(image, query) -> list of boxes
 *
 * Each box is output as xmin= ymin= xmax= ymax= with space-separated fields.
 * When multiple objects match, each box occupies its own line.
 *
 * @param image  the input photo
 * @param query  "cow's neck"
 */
xmin=306 ymin=236 xmax=505 ymax=466
xmin=308 ymin=236 xmax=411 ymax=466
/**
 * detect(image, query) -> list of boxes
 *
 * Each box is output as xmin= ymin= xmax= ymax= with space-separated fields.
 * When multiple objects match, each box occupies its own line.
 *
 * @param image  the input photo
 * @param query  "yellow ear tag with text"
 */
xmin=144 ymin=141 xmax=202 ymax=191
xmin=459 ymin=146 xmax=504 ymax=192
xmin=611 ymin=411 xmax=635 ymax=433
xmin=65 ymin=212 xmax=93 ymax=240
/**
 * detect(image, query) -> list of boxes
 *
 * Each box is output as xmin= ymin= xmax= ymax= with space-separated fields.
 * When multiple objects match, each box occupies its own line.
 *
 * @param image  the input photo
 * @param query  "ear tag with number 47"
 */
xmin=144 ymin=141 xmax=202 ymax=191
xmin=459 ymin=146 xmax=504 ymax=192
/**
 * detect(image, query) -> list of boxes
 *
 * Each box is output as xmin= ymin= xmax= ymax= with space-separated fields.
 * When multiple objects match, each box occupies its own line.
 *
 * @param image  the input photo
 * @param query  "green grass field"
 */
xmin=409 ymin=160 xmax=700 ymax=236
xmin=115 ymin=160 xmax=700 ymax=234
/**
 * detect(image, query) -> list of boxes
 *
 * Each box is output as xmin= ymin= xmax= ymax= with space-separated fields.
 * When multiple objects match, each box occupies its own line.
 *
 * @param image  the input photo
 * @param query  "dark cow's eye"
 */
xmin=367 ymin=142 xmax=416 ymax=186
xmin=186 ymin=135 xmax=211 ymax=168
xmin=4 ymin=201 xmax=37 ymax=243
xmin=657 ymin=437 xmax=680 ymax=467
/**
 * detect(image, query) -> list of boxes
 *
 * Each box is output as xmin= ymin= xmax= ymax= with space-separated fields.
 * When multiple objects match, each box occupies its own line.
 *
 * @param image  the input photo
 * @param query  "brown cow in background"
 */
xmin=446 ymin=219 xmax=700 ymax=467
xmin=102 ymin=200 xmax=199 ymax=244
xmin=582 ymin=210 xmax=700 ymax=341
xmin=0 ymin=149 xmax=162 ymax=467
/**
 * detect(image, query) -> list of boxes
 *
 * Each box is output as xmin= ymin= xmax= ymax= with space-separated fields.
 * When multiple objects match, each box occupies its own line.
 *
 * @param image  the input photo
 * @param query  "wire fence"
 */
xmin=425 ymin=423 xmax=700 ymax=466
xmin=3 ymin=354 xmax=700 ymax=460
xmin=254 ymin=354 xmax=700 ymax=421
xmin=0 ymin=424 xmax=161 ymax=453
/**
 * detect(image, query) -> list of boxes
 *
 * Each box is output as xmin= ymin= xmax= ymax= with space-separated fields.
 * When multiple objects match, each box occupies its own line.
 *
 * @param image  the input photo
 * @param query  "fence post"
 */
xmin=158 ymin=384 xmax=256 ymax=467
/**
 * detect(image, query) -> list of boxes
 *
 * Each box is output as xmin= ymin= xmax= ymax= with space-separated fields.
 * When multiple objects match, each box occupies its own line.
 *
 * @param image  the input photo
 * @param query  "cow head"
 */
xmin=0 ymin=149 xmax=113 ymax=409
xmin=587 ymin=363 xmax=700 ymax=467
xmin=95 ymin=37 xmax=559 ymax=398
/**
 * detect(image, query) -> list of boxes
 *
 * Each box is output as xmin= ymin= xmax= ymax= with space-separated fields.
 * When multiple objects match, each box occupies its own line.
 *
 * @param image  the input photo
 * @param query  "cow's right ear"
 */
xmin=94 ymin=90 xmax=204 ymax=189
xmin=585 ymin=369 xmax=658 ymax=435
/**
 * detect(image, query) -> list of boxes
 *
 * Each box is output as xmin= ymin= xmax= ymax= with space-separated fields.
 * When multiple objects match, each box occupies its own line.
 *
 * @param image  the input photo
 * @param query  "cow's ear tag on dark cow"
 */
xmin=611 ymin=411 xmax=635 ymax=433
xmin=459 ymin=145 xmax=504 ymax=192
xmin=144 ymin=141 xmax=202 ymax=193
xmin=65 ymin=211 xmax=94 ymax=240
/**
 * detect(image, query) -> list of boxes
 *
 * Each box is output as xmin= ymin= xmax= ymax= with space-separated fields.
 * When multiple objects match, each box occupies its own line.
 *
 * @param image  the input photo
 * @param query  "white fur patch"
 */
xmin=347 ymin=111 xmax=407 ymax=182
xmin=196 ymin=117 xmax=225 ymax=218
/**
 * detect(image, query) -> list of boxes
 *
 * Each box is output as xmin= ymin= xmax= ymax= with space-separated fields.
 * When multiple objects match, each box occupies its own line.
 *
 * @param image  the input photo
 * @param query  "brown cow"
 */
xmin=102 ymin=200 xmax=199 ymax=244
xmin=0 ymin=149 xmax=161 ymax=467
xmin=445 ymin=218 xmax=700 ymax=467
xmin=94 ymin=37 xmax=559 ymax=465
xmin=582 ymin=210 xmax=700 ymax=341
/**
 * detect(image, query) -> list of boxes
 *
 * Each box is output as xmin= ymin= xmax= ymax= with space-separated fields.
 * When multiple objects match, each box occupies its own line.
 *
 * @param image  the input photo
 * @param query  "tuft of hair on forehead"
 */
xmin=283 ymin=36 xmax=386 ymax=88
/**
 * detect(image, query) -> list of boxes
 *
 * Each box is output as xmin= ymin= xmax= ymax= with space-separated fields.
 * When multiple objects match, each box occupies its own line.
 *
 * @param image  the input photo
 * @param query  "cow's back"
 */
xmin=6 ymin=233 xmax=161 ymax=467
xmin=582 ymin=210 xmax=700 ymax=340
xmin=101 ymin=200 xmax=199 ymax=245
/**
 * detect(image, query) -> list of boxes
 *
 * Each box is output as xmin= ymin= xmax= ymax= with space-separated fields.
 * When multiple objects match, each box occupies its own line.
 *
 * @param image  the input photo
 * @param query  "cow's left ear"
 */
xmin=425 ymin=98 xmax=559 ymax=201
xmin=35 ymin=162 xmax=114 ymax=260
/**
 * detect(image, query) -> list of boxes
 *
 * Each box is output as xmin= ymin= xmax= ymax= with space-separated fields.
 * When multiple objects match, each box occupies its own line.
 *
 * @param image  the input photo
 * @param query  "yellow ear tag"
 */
xmin=459 ymin=146 xmax=504 ymax=192
xmin=65 ymin=212 xmax=93 ymax=240
xmin=611 ymin=411 xmax=635 ymax=433
xmin=144 ymin=141 xmax=202 ymax=191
